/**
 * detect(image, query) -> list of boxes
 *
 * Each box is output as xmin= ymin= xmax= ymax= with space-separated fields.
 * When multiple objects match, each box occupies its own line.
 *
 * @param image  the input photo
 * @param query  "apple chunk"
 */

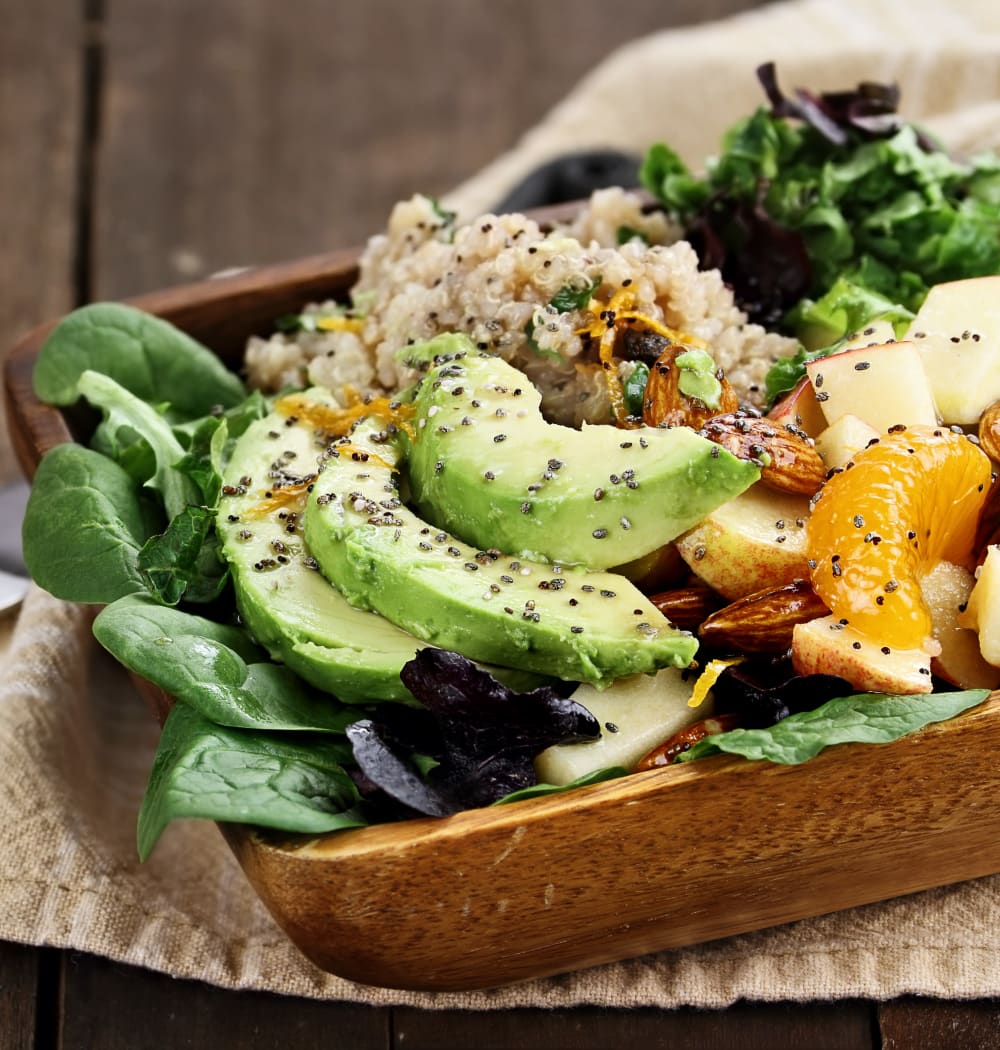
xmin=675 ymin=485 xmax=811 ymax=600
xmin=908 ymin=275 xmax=1000 ymax=424
xmin=958 ymin=545 xmax=1000 ymax=668
xmin=792 ymin=615 xmax=936 ymax=695
xmin=767 ymin=376 xmax=827 ymax=438
xmin=534 ymin=668 xmax=705 ymax=784
xmin=805 ymin=341 xmax=938 ymax=433
xmin=922 ymin=560 xmax=1000 ymax=689
xmin=814 ymin=414 xmax=879 ymax=470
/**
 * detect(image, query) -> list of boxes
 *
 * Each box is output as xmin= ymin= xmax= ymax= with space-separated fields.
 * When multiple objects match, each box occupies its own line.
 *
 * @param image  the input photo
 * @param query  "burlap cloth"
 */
xmin=4 ymin=0 xmax=1000 ymax=1010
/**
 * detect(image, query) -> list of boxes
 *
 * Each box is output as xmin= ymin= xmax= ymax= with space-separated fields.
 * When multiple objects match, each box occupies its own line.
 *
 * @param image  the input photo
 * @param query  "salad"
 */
xmin=20 ymin=67 xmax=1000 ymax=859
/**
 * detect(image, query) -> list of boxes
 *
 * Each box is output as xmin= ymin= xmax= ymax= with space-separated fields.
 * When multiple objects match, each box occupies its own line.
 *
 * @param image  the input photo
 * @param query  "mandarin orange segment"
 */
xmin=807 ymin=425 xmax=993 ymax=651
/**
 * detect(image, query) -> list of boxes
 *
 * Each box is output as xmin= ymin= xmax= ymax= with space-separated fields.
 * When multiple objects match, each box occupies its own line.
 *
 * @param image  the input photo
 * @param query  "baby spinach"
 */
xmin=135 ymin=505 xmax=226 ymax=605
xmin=22 ymin=443 xmax=158 ymax=603
xmin=94 ymin=595 xmax=356 ymax=735
xmin=679 ymin=689 xmax=990 ymax=765
xmin=138 ymin=704 xmax=365 ymax=860
xmin=34 ymin=302 xmax=246 ymax=419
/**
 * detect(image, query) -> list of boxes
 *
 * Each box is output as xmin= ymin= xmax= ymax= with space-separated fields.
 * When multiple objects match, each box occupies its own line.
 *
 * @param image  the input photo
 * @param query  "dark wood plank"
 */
xmin=394 ymin=1001 xmax=875 ymax=1050
xmin=0 ymin=0 xmax=83 ymax=484
xmin=59 ymin=952 xmax=388 ymax=1050
xmin=880 ymin=998 xmax=1000 ymax=1050
xmin=95 ymin=0 xmax=767 ymax=299
xmin=0 ymin=943 xmax=41 ymax=1050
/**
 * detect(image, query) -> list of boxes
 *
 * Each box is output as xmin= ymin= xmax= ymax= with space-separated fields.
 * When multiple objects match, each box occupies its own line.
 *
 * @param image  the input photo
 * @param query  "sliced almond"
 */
xmin=979 ymin=400 xmax=1000 ymax=464
xmin=699 ymin=413 xmax=827 ymax=496
xmin=642 ymin=345 xmax=739 ymax=430
xmin=698 ymin=579 xmax=829 ymax=653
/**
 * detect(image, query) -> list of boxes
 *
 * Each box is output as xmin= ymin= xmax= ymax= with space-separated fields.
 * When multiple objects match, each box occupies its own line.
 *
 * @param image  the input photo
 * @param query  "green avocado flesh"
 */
xmin=217 ymin=392 xmax=422 ymax=702
xmin=405 ymin=351 xmax=760 ymax=568
xmin=303 ymin=408 xmax=699 ymax=687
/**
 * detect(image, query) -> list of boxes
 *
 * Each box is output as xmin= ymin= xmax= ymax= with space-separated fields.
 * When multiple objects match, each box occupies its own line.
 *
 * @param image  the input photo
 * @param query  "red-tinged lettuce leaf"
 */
xmin=346 ymin=649 xmax=599 ymax=817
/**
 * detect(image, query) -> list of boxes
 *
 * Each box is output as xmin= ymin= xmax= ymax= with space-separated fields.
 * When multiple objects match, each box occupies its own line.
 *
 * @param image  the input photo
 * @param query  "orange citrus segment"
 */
xmin=807 ymin=425 xmax=992 ymax=651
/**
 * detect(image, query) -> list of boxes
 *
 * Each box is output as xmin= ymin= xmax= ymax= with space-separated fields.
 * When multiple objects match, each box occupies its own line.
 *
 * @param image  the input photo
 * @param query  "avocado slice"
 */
xmin=303 ymin=406 xmax=699 ymax=687
xmin=217 ymin=392 xmax=423 ymax=703
xmin=405 ymin=348 xmax=760 ymax=568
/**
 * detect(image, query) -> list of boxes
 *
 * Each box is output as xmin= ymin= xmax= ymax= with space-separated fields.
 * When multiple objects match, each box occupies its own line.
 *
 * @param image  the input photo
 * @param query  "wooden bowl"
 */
xmin=7 ymin=252 xmax=1000 ymax=992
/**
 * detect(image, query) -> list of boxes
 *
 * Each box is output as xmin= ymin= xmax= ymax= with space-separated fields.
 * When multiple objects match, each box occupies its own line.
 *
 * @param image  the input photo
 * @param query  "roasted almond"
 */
xmin=979 ymin=400 xmax=1000 ymax=464
xmin=642 ymin=344 xmax=739 ymax=430
xmin=698 ymin=578 xmax=829 ymax=653
xmin=636 ymin=713 xmax=743 ymax=770
xmin=699 ymin=413 xmax=827 ymax=496
xmin=649 ymin=584 xmax=725 ymax=632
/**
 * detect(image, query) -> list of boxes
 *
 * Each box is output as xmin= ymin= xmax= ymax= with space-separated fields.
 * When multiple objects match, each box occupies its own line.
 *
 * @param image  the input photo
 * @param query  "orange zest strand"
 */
xmin=275 ymin=391 xmax=415 ymax=439
xmin=807 ymin=425 xmax=992 ymax=651
xmin=315 ymin=315 xmax=364 ymax=334
xmin=574 ymin=288 xmax=706 ymax=426
xmin=243 ymin=476 xmax=316 ymax=518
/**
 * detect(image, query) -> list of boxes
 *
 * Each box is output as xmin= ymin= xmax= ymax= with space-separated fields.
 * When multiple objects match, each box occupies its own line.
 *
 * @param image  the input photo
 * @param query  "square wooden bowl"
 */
xmin=7 ymin=248 xmax=1000 ymax=992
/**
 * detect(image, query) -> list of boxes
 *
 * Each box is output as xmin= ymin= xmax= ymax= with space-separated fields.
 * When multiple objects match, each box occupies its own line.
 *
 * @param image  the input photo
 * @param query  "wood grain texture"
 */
xmin=58 ymin=952 xmax=388 ymax=1050
xmin=0 ymin=942 xmax=39 ymax=1050
xmin=880 ymin=997 xmax=1000 ymax=1050
xmin=0 ymin=0 xmax=82 ymax=485
xmin=93 ymin=0 xmax=769 ymax=299
xmin=394 ymin=1001 xmax=875 ymax=1050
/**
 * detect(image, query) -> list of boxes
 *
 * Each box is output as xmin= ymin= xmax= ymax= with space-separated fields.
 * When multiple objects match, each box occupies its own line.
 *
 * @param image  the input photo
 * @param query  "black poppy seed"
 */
xmin=807 ymin=558 xmax=817 ymax=569
xmin=447 ymin=546 xmax=461 ymax=557
xmin=594 ymin=487 xmax=605 ymax=501
xmin=504 ymin=607 xmax=514 ymax=614
xmin=600 ymin=589 xmax=616 ymax=598
xmin=881 ymin=646 xmax=891 ymax=655
xmin=620 ymin=517 xmax=632 ymax=530
xmin=434 ymin=460 xmax=444 ymax=475
xmin=464 ymin=562 xmax=478 ymax=572
xmin=571 ymin=626 xmax=584 ymax=633
xmin=521 ymin=502 xmax=533 ymax=514
xmin=852 ymin=641 xmax=862 ymax=650
xmin=484 ymin=470 xmax=495 ymax=481
xmin=711 ymin=445 xmax=721 ymax=458
xmin=693 ymin=545 xmax=706 ymax=561
xmin=816 ymin=391 xmax=830 ymax=402
xmin=853 ymin=361 xmax=871 ymax=371
xmin=582 ymin=585 xmax=595 ymax=592
xmin=569 ymin=597 xmax=579 ymax=606
xmin=609 ymin=474 xmax=620 ymax=485
xmin=885 ymin=579 xmax=899 ymax=592
xmin=593 ymin=528 xmax=608 ymax=539
xmin=876 ymin=595 xmax=885 ymax=605
xmin=605 ymin=721 xmax=619 ymax=733
xmin=853 ymin=514 xmax=865 ymax=528
xmin=494 ymin=434 xmax=507 ymax=443
xmin=832 ymin=562 xmax=842 ymax=577
xmin=919 ymin=667 xmax=931 ymax=675
xmin=509 ymin=561 xmax=521 ymax=570
xmin=775 ymin=535 xmax=787 ymax=543
xmin=500 ymin=574 xmax=514 ymax=584
xmin=436 ymin=532 xmax=447 ymax=542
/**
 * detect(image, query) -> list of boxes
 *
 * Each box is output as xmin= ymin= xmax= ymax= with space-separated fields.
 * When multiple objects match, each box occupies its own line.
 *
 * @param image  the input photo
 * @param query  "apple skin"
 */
xmin=813 ymin=414 xmax=879 ymax=471
xmin=923 ymin=560 xmax=1000 ymax=690
xmin=908 ymin=275 xmax=1000 ymax=425
xmin=675 ymin=485 xmax=811 ymax=600
xmin=792 ymin=615 xmax=936 ymax=695
xmin=805 ymin=341 xmax=938 ymax=433
xmin=767 ymin=376 xmax=827 ymax=438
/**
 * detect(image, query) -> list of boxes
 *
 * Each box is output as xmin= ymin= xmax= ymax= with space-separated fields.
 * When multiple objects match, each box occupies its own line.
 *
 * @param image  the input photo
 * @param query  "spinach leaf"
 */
xmin=22 ymin=443 xmax=157 ymax=603
xmin=495 ymin=766 xmax=627 ymax=804
xmin=549 ymin=277 xmax=599 ymax=313
xmin=34 ymin=303 xmax=246 ymax=419
xmin=623 ymin=362 xmax=649 ymax=417
xmin=94 ymin=595 xmax=355 ymax=734
xmin=679 ymin=689 xmax=989 ymax=765
xmin=77 ymin=370 xmax=200 ymax=520
xmin=138 ymin=704 xmax=365 ymax=860
xmin=135 ymin=505 xmax=227 ymax=605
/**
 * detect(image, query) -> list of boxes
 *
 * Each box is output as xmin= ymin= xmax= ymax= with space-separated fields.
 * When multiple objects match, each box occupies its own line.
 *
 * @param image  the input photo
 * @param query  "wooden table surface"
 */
xmin=3 ymin=1 xmax=1000 ymax=1047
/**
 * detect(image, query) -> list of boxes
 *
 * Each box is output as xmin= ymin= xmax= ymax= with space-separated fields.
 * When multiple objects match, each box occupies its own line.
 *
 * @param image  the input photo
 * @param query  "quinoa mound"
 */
xmin=245 ymin=188 xmax=797 ymax=423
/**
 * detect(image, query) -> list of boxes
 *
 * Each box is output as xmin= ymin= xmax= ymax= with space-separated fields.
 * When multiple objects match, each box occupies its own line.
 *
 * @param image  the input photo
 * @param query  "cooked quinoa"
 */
xmin=245 ymin=188 xmax=797 ymax=422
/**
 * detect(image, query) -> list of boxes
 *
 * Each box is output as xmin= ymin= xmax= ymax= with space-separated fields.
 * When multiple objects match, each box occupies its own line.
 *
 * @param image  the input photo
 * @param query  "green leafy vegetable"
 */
xmin=94 ymin=596 xmax=355 ymax=734
xmin=34 ymin=302 xmax=246 ymax=419
xmin=616 ymin=225 xmax=650 ymax=246
xmin=679 ymin=689 xmax=989 ymax=765
xmin=22 ymin=443 xmax=158 ymax=603
xmin=623 ymin=362 xmax=649 ymax=417
xmin=549 ymin=277 xmax=599 ymax=313
xmin=135 ymin=505 xmax=226 ymax=605
xmin=495 ymin=766 xmax=627 ymax=804
xmin=138 ymin=704 xmax=365 ymax=860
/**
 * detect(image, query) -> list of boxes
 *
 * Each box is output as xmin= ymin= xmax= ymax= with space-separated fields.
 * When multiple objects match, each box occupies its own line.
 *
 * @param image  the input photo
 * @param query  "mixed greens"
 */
xmin=640 ymin=62 xmax=1000 ymax=396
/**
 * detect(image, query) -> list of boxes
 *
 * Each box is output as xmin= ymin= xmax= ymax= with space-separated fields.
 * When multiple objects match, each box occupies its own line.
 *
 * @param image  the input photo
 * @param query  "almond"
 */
xmin=698 ymin=579 xmax=829 ymax=653
xmin=636 ymin=713 xmax=743 ymax=770
xmin=699 ymin=413 xmax=827 ymax=496
xmin=649 ymin=584 xmax=725 ymax=632
xmin=642 ymin=345 xmax=739 ymax=430
xmin=979 ymin=400 xmax=1000 ymax=464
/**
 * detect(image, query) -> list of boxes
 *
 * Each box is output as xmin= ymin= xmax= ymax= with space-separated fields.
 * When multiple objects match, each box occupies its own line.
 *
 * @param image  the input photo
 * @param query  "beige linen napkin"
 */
xmin=5 ymin=0 xmax=1000 ymax=1008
